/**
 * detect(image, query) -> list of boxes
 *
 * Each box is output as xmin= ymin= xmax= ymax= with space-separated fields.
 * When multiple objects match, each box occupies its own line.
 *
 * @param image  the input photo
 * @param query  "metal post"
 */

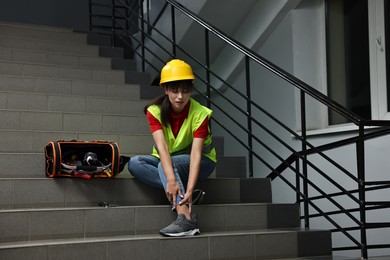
xmin=245 ymin=56 xmax=253 ymax=178
xmin=295 ymin=158 xmax=300 ymax=204
xmin=357 ymin=124 xmax=368 ymax=259
xmin=125 ymin=0 xmax=129 ymax=32
xmin=111 ymin=0 xmax=116 ymax=47
xmin=205 ymin=29 xmax=211 ymax=109
xmin=171 ymin=5 xmax=176 ymax=57
xmin=140 ymin=0 xmax=145 ymax=71
xmin=88 ymin=0 xmax=93 ymax=31
xmin=146 ymin=0 xmax=150 ymax=34
xmin=300 ymin=90 xmax=309 ymax=229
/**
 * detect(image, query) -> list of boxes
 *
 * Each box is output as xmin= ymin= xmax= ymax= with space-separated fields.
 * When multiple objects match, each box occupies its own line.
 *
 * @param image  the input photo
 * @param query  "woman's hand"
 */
xmin=166 ymin=179 xmax=183 ymax=208
xmin=179 ymin=190 xmax=193 ymax=213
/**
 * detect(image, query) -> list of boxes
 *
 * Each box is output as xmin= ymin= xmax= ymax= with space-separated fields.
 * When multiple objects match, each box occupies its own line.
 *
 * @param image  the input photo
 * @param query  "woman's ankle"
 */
xmin=176 ymin=204 xmax=191 ymax=220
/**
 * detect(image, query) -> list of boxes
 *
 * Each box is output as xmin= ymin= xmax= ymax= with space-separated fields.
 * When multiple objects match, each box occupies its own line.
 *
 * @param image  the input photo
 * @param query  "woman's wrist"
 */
xmin=186 ymin=186 xmax=194 ymax=194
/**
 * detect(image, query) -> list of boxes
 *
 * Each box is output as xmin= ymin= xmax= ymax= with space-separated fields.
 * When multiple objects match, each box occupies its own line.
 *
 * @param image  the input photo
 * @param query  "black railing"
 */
xmin=88 ymin=0 xmax=390 ymax=259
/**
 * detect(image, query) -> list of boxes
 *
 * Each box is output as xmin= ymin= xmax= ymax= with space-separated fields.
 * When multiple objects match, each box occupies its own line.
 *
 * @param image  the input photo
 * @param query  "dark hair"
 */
xmin=143 ymin=80 xmax=194 ymax=126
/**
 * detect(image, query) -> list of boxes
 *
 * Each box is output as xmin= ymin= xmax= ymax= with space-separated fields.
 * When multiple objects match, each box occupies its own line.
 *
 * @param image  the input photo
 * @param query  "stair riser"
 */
xmin=111 ymin=58 xmax=136 ymax=71
xmin=0 ymin=230 xmax=331 ymax=260
xmin=0 ymin=178 xmax=272 ymax=208
xmin=0 ymin=23 xmax=87 ymax=44
xmin=0 ymin=61 xmax=125 ymax=84
xmin=0 ymin=110 xmax=149 ymax=134
xmin=99 ymin=46 xmax=124 ymax=59
xmin=0 ymin=130 xmax=153 ymax=154
xmin=0 ymin=47 xmax=112 ymax=70
xmin=0 ymin=155 xmax=141 ymax=179
xmin=139 ymin=84 xmax=165 ymax=100
xmin=0 ymin=204 xmax=299 ymax=243
xmin=124 ymin=71 xmax=151 ymax=85
xmin=0 ymin=36 xmax=98 ymax=57
xmin=0 ymin=154 xmax=45 ymax=178
xmin=0 ymin=134 xmax=228 ymax=177
xmin=215 ymin=156 xmax=247 ymax=178
xmin=0 ymin=75 xmax=140 ymax=99
xmin=0 ymin=91 xmax=147 ymax=115
xmin=2 ymin=153 xmax=141 ymax=179
xmin=87 ymin=33 xmax=111 ymax=47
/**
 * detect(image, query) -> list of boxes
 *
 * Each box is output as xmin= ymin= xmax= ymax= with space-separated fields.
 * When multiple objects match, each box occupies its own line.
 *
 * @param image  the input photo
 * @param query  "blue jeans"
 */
xmin=128 ymin=154 xmax=216 ymax=204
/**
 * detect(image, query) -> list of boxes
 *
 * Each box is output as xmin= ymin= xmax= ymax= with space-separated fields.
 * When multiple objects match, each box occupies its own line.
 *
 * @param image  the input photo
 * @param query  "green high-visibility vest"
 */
xmin=147 ymin=98 xmax=217 ymax=162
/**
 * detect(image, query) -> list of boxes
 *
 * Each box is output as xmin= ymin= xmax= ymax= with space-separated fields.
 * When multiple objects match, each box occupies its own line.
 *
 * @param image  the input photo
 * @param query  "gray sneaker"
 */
xmin=160 ymin=214 xmax=200 ymax=237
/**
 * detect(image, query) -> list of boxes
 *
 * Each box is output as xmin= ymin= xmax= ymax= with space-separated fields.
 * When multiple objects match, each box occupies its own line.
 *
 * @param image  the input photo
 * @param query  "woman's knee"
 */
xmin=128 ymin=156 xmax=141 ymax=177
xmin=128 ymin=155 xmax=163 ymax=189
xmin=128 ymin=155 xmax=159 ymax=177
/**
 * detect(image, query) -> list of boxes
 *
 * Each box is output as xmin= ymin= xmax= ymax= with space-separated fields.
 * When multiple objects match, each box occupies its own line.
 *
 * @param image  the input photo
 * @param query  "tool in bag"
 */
xmin=45 ymin=140 xmax=130 ymax=179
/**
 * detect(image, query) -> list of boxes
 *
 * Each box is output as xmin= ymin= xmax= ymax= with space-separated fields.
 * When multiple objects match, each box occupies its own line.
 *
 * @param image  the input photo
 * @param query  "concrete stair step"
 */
xmin=0 ymin=26 xmax=138 ymax=72
xmin=215 ymin=156 xmax=247 ymax=178
xmin=0 ymin=90 xmax=148 ymax=116
xmin=86 ymin=33 xmax=136 ymax=59
xmin=0 ymin=178 xmax=271 ymax=208
xmin=0 ymin=131 xmax=227 ymax=178
xmin=125 ymin=70 xmax=151 ymax=85
xmin=0 ymin=60 xmax=125 ymax=84
xmin=111 ymin=58 xmax=136 ymax=71
xmin=0 ymin=75 xmax=140 ymax=99
xmin=139 ymin=83 xmax=165 ymax=100
xmin=0 ymin=229 xmax=331 ymax=259
xmin=86 ymin=32 xmax=112 ymax=47
xmin=99 ymin=46 xmax=125 ymax=59
xmin=0 ymin=130 xmax=227 ymax=157
xmin=0 ymin=152 xmax=132 ymax=179
xmin=0 ymin=46 xmax=112 ymax=70
xmin=0 ymin=35 xmax=98 ymax=57
xmin=0 ymin=109 xmax=149 ymax=134
xmin=0 ymin=129 xmax=153 ymax=154
xmin=87 ymin=33 xmax=139 ymax=74
xmin=0 ymin=22 xmax=87 ymax=44
xmin=0 ymin=203 xmax=299 ymax=243
xmin=0 ymin=26 xmax=138 ymax=75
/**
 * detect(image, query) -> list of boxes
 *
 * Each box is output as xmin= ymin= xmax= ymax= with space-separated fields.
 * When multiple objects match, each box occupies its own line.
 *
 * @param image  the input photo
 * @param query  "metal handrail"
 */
xmin=88 ymin=1 xmax=390 ymax=258
xmin=167 ymin=1 xmax=365 ymax=126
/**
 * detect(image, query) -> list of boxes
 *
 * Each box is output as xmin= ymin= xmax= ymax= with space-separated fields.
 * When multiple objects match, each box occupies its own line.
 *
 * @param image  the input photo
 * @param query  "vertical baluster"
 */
xmin=300 ymin=90 xmax=309 ymax=229
xmin=245 ymin=56 xmax=253 ymax=178
xmin=357 ymin=124 xmax=367 ymax=259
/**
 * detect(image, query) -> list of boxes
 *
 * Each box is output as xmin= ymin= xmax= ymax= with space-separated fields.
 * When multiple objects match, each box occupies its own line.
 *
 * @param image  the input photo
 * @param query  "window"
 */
xmin=368 ymin=0 xmax=389 ymax=120
xmin=385 ymin=1 xmax=390 ymax=112
xmin=326 ymin=0 xmax=371 ymax=125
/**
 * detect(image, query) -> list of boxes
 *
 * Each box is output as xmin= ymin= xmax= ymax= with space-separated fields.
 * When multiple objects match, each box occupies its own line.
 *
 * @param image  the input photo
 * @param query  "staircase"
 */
xmin=0 ymin=22 xmax=332 ymax=259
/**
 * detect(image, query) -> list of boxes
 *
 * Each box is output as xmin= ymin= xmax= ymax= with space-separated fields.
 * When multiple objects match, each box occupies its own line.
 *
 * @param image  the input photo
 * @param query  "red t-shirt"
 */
xmin=147 ymin=102 xmax=209 ymax=138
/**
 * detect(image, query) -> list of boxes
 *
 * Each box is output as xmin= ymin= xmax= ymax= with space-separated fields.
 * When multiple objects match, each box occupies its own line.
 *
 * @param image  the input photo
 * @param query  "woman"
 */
xmin=128 ymin=59 xmax=217 ymax=237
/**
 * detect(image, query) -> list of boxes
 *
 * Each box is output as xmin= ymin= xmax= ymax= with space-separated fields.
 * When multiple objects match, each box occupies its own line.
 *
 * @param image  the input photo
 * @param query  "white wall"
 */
xmin=290 ymin=1 xmax=390 ymax=257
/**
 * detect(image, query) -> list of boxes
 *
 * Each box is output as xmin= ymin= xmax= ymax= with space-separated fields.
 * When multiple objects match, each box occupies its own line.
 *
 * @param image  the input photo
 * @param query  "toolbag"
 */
xmin=45 ymin=140 xmax=130 ymax=179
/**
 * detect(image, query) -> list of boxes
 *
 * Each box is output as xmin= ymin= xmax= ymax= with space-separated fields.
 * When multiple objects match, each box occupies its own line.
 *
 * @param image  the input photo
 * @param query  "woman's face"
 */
xmin=165 ymin=82 xmax=192 ymax=114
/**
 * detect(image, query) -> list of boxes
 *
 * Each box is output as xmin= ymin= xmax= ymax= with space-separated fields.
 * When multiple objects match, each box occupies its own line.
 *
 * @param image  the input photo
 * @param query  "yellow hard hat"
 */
xmin=160 ymin=59 xmax=195 ymax=86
